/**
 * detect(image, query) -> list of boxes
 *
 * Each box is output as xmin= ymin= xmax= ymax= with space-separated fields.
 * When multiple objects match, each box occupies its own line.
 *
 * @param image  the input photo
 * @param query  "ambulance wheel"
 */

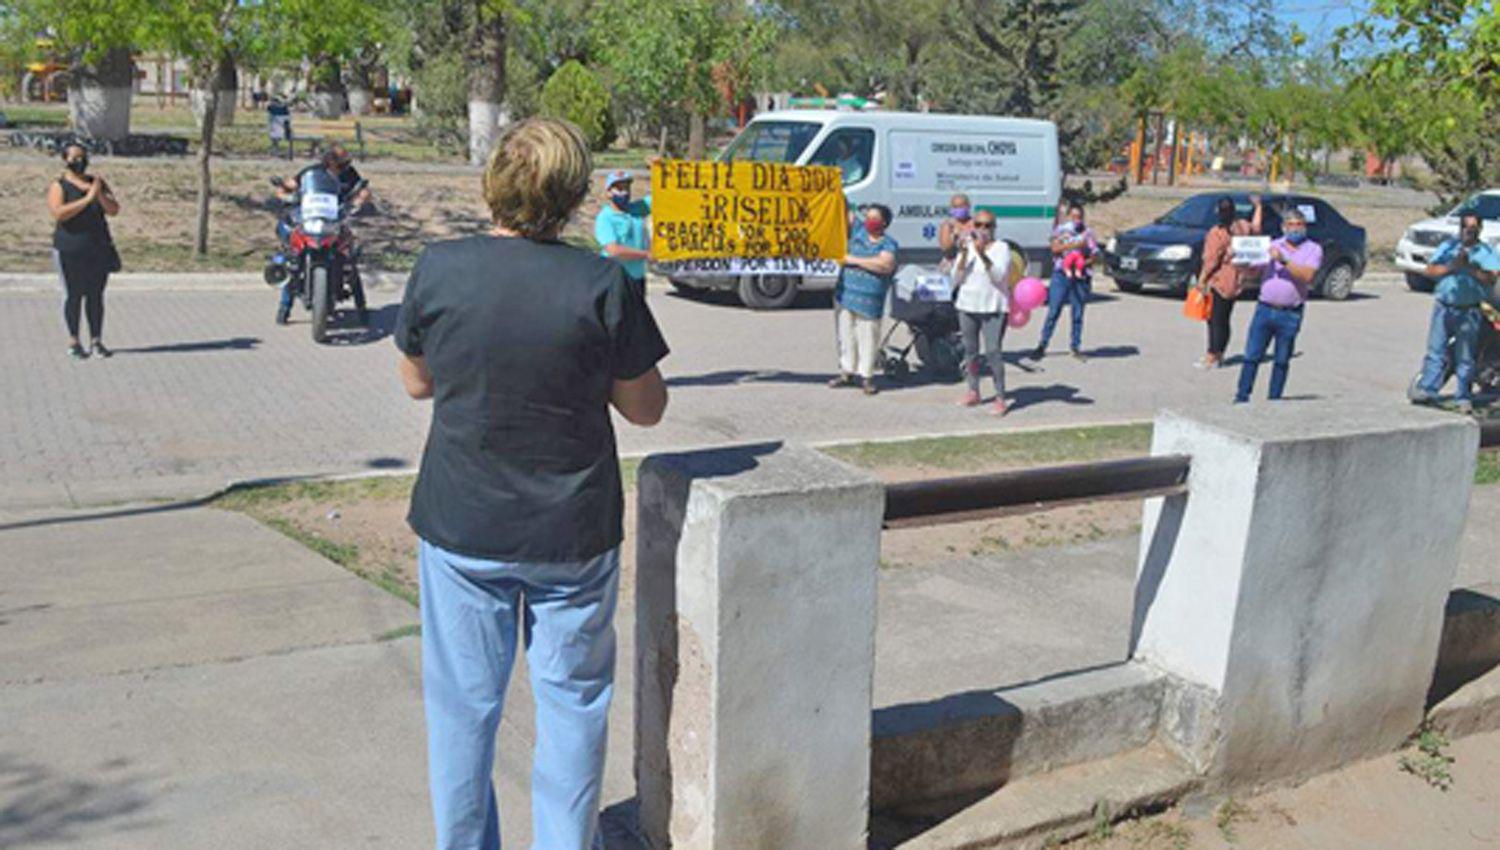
xmin=737 ymin=275 xmax=799 ymax=310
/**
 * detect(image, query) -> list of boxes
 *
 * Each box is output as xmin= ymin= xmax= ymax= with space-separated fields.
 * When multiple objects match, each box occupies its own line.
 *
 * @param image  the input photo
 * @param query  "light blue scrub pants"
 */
xmin=419 ymin=539 xmax=620 ymax=850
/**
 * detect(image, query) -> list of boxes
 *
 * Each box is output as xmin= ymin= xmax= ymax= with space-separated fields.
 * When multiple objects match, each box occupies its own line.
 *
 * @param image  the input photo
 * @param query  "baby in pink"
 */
xmin=1055 ymin=221 xmax=1098 ymax=280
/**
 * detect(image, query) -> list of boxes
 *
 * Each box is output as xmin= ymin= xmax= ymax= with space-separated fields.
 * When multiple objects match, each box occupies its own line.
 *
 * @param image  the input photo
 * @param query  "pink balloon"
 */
xmin=1008 ymin=309 xmax=1031 ymax=329
xmin=1013 ymin=277 xmax=1048 ymax=312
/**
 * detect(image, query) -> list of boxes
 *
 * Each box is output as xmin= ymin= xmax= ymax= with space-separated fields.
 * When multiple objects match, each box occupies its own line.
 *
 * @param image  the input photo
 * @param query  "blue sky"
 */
xmin=1283 ymin=1 xmax=1370 ymax=45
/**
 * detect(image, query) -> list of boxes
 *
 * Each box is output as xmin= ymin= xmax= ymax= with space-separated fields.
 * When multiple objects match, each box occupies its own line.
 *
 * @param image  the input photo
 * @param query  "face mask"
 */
xmin=610 ymin=190 xmax=631 ymax=210
xmin=863 ymin=219 xmax=884 ymax=238
xmin=1461 ymin=227 xmax=1481 ymax=244
xmin=950 ymin=206 xmax=970 ymax=221
xmin=66 ymin=157 xmax=88 ymax=175
xmin=1284 ymin=229 xmax=1307 ymax=245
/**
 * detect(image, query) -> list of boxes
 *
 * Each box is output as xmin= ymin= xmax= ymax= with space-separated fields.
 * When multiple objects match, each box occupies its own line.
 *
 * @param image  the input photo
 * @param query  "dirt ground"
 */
xmin=1066 ymin=727 xmax=1500 ymax=850
xmin=217 ymin=434 xmax=1154 ymax=605
xmin=0 ymin=150 xmax=611 ymax=273
xmin=0 ymin=145 xmax=1435 ymax=274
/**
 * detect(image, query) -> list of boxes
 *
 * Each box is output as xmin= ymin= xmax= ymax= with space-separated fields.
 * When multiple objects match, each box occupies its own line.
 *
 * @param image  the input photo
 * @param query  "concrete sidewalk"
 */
xmin=3 ymin=484 xmax=1496 ymax=849
xmin=0 ymin=504 xmax=640 ymax=850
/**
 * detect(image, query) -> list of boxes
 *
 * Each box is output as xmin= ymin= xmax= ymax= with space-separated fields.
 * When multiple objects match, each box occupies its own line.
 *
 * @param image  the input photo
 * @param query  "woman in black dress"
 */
xmin=46 ymin=142 xmax=121 ymax=359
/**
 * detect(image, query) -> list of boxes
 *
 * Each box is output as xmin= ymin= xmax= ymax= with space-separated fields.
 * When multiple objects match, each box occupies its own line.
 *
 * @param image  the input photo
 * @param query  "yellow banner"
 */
xmin=650 ymin=160 xmax=848 ymax=276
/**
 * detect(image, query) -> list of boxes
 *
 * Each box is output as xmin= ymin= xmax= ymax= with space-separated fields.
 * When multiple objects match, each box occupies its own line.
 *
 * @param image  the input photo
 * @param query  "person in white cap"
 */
xmin=594 ymin=168 xmax=652 ymax=294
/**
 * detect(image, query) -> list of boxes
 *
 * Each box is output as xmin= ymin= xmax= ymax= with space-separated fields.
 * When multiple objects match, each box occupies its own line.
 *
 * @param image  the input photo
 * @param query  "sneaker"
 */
xmin=91 ymin=340 xmax=112 ymax=359
xmin=1456 ymin=399 xmax=1475 ymax=415
xmin=1030 ymin=346 xmax=1046 ymax=361
xmin=958 ymin=390 xmax=981 ymax=407
xmin=1193 ymin=356 xmax=1214 ymax=370
xmin=1071 ymin=349 xmax=1089 ymax=362
xmin=1407 ymin=381 xmax=1438 ymax=405
xmin=862 ymin=379 xmax=880 ymax=396
xmin=68 ymin=343 xmax=89 ymax=360
xmin=275 ymin=308 xmax=290 ymax=326
xmin=828 ymin=374 xmax=854 ymax=389
xmin=989 ymin=399 xmax=1008 ymax=417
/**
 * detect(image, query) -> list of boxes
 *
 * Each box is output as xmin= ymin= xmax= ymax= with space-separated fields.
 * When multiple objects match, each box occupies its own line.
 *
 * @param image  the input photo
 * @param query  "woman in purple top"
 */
xmin=1234 ymin=207 xmax=1322 ymax=403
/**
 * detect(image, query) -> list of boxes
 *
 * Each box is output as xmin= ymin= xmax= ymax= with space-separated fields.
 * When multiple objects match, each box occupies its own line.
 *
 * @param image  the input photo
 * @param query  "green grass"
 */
xmin=262 ymin=515 xmax=359 ymax=566
xmin=2 ymin=104 xmax=69 ymax=127
xmin=217 ymin=473 xmax=417 ymax=511
xmin=1399 ymin=722 xmax=1456 ymax=791
xmin=824 ymin=424 xmax=1153 ymax=472
xmin=377 ymin=623 xmax=422 ymax=641
xmin=1477 ymin=450 xmax=1499 ymax=486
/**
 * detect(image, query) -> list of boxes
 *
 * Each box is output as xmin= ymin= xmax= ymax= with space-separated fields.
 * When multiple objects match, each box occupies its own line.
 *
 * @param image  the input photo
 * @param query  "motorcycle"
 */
xmin=1410 ymin=295 xmax=1500 ymax=405
xmin=263 ymin=170 xmax=368 ymax=343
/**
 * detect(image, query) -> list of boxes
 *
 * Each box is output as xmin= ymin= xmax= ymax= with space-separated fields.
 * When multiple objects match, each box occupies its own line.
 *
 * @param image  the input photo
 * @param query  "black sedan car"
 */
xmin=1102 ymin=193 xmax=1368 ymax=300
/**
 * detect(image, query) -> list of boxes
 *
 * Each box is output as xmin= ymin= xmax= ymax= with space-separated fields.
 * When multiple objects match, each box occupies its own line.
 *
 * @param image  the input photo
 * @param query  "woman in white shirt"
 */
xmin=951 ymin=210 xmax=1013 ymax=416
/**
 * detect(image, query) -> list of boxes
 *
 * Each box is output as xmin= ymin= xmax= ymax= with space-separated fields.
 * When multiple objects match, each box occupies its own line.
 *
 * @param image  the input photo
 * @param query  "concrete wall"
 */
xmin=635 ymin=443 xmax=884 ymax=850
xmin=1134 ymin=403 xmax=1479 ymax=788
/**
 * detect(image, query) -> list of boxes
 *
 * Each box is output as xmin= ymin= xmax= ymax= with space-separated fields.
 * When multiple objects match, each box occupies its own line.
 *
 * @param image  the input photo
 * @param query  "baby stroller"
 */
xmin=881 ymin=266 xmax=963 ymax=381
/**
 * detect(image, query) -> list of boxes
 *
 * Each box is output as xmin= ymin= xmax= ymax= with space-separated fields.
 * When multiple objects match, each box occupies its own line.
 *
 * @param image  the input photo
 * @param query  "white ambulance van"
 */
xmin=665 ymin=109 xmax=1062 ymax=308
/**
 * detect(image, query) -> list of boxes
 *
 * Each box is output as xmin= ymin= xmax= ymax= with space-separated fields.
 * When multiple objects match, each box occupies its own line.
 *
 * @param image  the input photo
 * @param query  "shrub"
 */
xmin=539 ymin=60 xmax=615 ymax=152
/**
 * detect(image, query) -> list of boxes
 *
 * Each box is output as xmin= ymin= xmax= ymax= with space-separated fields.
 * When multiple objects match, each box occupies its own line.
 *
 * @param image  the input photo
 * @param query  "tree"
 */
xmin=1341 ymin=0 xmax=1498 ymax=103
xmin=152 ymin=0 xmax=276 ymax=258
xmin=3 ymin=0 xmax=155 ymax=140
xmin=1340 ymin=0 xmax=1500 ymax=203
xmin=590 ymin=0 xmax=776 ymax=158
xmin=540 ymin=61 xmax=615 ymax=150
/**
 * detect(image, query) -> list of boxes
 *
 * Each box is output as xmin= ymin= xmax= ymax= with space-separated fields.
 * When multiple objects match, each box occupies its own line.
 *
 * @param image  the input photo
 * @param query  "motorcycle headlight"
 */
xmin=1157 ymin=244 xmax=1192 ymax=261
xmin=1105 ymin=236 xmax=1118 ymax=254
xmin=304 ymin=218 xmax=326 ymax=236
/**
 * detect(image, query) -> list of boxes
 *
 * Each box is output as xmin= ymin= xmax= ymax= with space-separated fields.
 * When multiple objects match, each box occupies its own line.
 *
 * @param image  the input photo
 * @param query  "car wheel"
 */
xmin=1112 ymin=277 xmax=1143 ymax=294
xmin=737 ymin=274 xmax=799 ymax=310
xmin=1405 ymin=272 xmax=1436 ymax=293
xmin=1320 ymin=262 xmax=1356 ymax=301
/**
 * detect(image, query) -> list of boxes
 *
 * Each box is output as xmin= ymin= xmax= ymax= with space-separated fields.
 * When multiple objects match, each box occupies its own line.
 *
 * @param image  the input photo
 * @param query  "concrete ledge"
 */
xmin=1430 ymin=664 xmax=1500 ymax=740
xmin=1431 ymin=585 xmax=1500 ymax=706
xmin=872 ymin=744 xmax=1199 ymax=850
xmin=872 ymin=662 xmax=1167 ymax=810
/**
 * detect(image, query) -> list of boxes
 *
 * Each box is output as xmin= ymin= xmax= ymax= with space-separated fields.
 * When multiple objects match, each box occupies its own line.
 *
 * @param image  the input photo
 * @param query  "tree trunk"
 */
xmin=466 ymin=7 xmax=508 ymax=166
xmin=69 ymin=47 xmax=135 ymax=141
xmin=1150 ymin=114 xmax=1164 ymax=185
xmin=191 ymin=55 xmax=238 ymax=129
xmin=195 ymin=71 xmax=222 ymax=257
xmin=657 ymin=123 xmax=669 ymax=157
xmin=1167 ymin=118 xmax=1180 ymax=186
xmin=688 ymin=111 xmax=706 ymax=161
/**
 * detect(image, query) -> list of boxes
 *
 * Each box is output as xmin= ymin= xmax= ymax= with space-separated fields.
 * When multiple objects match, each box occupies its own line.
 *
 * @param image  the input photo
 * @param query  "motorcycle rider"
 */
xmin=274 ymin=143 xmax=372 ymax=324
xmin=1408 ymin=210 xmax=1499 ymax=414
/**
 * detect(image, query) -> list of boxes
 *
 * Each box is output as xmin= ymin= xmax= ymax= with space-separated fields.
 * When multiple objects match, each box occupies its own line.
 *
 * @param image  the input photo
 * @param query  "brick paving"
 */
xmin=0 ymin=271 xmax=1441 ymax=511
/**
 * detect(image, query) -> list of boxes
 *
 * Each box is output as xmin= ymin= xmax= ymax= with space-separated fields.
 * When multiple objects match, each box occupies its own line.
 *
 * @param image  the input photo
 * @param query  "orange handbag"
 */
xmin=1183 ymin=287 xmax=1211 ymax=322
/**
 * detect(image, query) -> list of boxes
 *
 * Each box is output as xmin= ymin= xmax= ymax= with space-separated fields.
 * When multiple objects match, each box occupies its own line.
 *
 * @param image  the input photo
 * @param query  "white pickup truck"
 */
xmin=1394 ymin=190 xmax=1500 ymax=291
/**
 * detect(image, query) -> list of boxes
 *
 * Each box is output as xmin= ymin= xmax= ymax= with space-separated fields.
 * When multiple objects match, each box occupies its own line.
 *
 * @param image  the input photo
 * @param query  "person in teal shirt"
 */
xmin=1409 ymin=211 xmax=1499 ymax=412
xmin=594 ymin=169 xmax=652 ymax=290
xmin=830 ymin=203 xmax=898 ymax=395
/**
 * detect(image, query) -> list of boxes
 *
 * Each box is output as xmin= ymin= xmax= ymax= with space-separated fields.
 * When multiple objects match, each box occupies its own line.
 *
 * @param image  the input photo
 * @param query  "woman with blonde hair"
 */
xmin=394 ymin=117 xmax=669 ymax=850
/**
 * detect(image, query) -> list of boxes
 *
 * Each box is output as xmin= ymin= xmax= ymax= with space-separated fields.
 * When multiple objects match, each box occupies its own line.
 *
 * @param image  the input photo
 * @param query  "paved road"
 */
xmin=0 ymin=270 xmax=1457 ymax=510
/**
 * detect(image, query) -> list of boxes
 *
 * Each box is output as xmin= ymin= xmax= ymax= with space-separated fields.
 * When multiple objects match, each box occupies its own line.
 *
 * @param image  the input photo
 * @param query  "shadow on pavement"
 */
xmin=0 ymin=753 xmax=159 ymax=849
xmin=0 ymin=474 xmax=319 ymax=534
xmin=1005 ymin=383 xmax=1094 ymax=413
xmin=664 ymin=287 xmax=833 ymax=312
xmin=324 ymin=304 xmax=400 ymax=347
xmin=118 ymin=337 xmax=261 ymax=354
xmin=666 ymin=369 xmax=839 ymax=388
